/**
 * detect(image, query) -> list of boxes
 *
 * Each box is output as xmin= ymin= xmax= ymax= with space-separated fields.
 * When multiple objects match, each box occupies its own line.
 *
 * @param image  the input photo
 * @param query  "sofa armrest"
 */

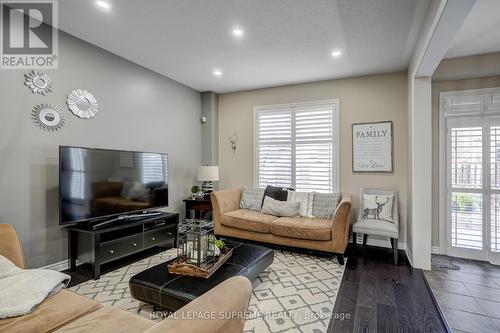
xmin=330 ymin=194 xmax=352 ymax=253
xmin=143 ymin=276 xmax=252 ymax=333
xmin=0 ymin=224 xmax=25 ymax=269
xmin=211 ymin=188 xmax=243 ymax=233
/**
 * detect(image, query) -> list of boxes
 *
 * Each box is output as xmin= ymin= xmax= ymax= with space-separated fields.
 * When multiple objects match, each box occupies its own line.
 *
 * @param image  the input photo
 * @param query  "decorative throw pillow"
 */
xmin=362 ymin=194 xmax=394 ymax=222
xmin=287 ymin=191 xmax=314 ymax=218
xmin=263 ymin=185 xmax=293 ymax=202
xmin=240 ymin=186 xmax=265 ymax=211
xmin=261 ymin=196 xmax=300 ymax=217
xmin=312 ymin=192 xmax=341 ymax=219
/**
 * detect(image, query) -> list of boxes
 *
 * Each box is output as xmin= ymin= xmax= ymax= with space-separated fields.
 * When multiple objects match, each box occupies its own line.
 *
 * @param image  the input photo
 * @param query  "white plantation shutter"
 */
xmin=450 ymin=127 xmax=483 ymax=189
xmin=295 ymin=105 xmax=335 ymax=192
xmin=255 ymin=100 xmax=338 ymax=193
xmin=448 ymin=125 xmax=483 ymax=250
xmin=255 ymin=110 xmax=292 ymax=188
xmin=491 ymin=126 xmax=500 ymax=252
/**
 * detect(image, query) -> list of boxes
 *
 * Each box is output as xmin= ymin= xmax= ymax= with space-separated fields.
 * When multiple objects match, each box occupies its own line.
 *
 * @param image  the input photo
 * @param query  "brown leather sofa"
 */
xmin=0 ymin=224 xmax=252 ymax=333
xmin=211 ymin=188 xmax=352 ymax=264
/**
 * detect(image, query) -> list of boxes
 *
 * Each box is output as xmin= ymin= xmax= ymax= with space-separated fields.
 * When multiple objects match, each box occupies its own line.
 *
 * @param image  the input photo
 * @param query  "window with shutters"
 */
xmin=254 ymin=100 xmax=339 ymax=193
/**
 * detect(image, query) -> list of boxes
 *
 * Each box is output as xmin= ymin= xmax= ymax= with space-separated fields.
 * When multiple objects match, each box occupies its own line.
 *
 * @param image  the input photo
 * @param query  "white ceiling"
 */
xmin=59 ymin=0 xmax=430 ymax=93
xmin=445 ymin=0 xmax=500 ymax=59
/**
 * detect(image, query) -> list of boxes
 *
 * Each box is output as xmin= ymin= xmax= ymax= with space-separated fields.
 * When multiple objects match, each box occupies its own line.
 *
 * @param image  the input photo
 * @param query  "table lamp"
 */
xmin=197 ymin=166 xmax=219 ymax=193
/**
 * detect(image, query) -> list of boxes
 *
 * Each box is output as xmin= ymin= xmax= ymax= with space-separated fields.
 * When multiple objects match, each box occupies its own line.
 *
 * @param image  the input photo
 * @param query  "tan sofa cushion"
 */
xmin=57 ymin=306 xmax=155 ymax=333
xmin=270 ymin=216 xmax=332 ymax=241
xmin=221 ymin=209 xmax=277 ymax=233
xmin=0 ymin=289 xmax=101 ymax=333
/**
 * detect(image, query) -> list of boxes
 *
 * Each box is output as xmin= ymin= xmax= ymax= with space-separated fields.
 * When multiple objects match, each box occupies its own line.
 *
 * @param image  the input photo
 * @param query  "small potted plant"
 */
xmin=191 ymin=185 xmax=200 ymax=199
xmin=208 ymin=235 xmax=225 ymax=256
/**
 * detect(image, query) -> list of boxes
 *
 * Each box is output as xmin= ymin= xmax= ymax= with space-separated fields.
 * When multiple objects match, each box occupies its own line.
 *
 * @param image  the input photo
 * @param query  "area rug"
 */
xmin=70 ymin=249 xmax=346 ymax=333
xmin=431 ymin=254 xmax=460 ymax=270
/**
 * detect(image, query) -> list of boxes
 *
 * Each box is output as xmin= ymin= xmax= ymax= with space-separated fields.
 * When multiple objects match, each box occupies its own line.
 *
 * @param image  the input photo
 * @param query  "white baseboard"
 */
xmin=406 ymin=247 xmax=413 ymax=266
xmin=350 ymin=236 xmax=407 ymax=250
xmin=431 ymin=246 xmax=441 ymax=254
xmin=402 ymin=246 xmax=440 ymax=268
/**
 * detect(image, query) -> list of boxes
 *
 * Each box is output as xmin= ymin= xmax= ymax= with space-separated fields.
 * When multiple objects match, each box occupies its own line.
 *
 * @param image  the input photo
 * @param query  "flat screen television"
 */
xmin=59 ymin=146 xmax=168 ymax=226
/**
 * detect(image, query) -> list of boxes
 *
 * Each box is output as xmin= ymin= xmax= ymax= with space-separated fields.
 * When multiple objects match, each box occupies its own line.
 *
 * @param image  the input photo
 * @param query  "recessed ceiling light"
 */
xmin=331 ymin=50 xmax=342 ymax=57
xmin=96 ymin=0 xmax=111 ymax=9
xmin=213 ymin=69 xmax=222 ymax=77
xmin=232 ymin=28 xmax=244 ymax=37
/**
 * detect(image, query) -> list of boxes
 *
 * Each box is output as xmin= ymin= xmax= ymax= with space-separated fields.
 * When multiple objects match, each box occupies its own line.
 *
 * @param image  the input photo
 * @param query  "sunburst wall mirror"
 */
xmin=67 ymin=89 xmax=99 ymax=119
xmin=32 ymin=104 xmax=65 ymax=132
xmin=25 ymin=71 xmax=53 ymax=95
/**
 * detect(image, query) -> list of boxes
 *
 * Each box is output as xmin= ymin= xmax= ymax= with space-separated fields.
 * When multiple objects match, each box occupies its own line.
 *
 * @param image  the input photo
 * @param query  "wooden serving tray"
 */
xmin=167 ymin=247 xmax=233 ymax=279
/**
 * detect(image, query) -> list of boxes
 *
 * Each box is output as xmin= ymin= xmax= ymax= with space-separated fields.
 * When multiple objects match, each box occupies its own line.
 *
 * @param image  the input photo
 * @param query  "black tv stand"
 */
xmin=91 ymin=211 xmax=163 ymax=230
xmin=67 ymin=212 xmax=179 ymax=279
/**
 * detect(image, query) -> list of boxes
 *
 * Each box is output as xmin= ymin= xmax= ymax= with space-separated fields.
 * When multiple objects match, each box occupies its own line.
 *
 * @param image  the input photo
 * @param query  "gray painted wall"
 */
xmin=0 ymin=31 xmax=202 ymax=268
xmin=201 ymin=92 xmax=219 ymax=166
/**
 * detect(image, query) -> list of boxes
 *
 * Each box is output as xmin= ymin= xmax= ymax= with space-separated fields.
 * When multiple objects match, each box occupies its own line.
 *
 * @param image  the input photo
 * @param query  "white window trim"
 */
xmin=253 ymin=99 xmax=340 ymax=192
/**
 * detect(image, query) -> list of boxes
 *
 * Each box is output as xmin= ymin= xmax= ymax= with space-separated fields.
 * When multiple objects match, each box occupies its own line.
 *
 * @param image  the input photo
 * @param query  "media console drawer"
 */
xmin=144 ymin=228 xmax=175 ymax=247
xmin=100 ymin=234 xmax=143 ymax=263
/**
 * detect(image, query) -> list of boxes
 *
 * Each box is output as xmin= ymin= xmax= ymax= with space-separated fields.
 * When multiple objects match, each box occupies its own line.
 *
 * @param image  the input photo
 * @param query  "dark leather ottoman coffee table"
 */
xmin=129 ymin=240 xmax=274 ymax=311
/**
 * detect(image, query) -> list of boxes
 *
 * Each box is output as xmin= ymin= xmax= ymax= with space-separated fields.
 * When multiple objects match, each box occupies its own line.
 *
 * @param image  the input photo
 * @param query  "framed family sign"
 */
xmin=352 ymin=121 xmax=393 ymax=172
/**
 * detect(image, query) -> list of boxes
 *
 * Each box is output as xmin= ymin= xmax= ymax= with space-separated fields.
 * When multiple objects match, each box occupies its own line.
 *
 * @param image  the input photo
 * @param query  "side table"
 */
xmin=183 ymin=196 xmax=213 ymax=220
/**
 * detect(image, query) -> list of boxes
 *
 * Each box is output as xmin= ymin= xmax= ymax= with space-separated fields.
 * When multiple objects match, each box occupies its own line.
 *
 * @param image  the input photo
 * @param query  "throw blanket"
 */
xmin=0 ymin=255 xmax=71 ymax=319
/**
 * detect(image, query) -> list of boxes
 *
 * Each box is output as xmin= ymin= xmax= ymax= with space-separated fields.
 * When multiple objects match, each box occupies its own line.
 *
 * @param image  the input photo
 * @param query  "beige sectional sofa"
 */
xmin=0 ymin=224 xmax=252 ymax=333
xmin=211 ymin=188 xmax=352 ymax=264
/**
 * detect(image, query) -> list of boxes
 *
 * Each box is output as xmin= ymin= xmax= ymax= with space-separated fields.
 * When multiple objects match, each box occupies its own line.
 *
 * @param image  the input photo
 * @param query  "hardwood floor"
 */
xmin=329 ymin=245 xmax=449 ymax=333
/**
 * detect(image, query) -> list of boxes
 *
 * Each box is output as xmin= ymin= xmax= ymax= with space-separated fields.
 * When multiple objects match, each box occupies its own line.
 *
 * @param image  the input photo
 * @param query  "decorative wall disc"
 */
xmin=67 ymin=89 xmax=99 ymax=119
xmin=25 ymin=71 xmax=53 ymax=95
xmin=32 ymin=104 xmax=65 ymax=132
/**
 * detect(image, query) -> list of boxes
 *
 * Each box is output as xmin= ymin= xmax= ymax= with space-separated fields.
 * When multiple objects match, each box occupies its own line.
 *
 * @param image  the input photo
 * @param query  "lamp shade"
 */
xmin=197 ymin=166 xmax=219 ymax=181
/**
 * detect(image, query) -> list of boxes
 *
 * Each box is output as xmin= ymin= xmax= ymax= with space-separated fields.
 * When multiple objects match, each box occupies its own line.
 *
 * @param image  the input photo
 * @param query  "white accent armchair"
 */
xmin=352 ymin=188 xmax=399 ymax=265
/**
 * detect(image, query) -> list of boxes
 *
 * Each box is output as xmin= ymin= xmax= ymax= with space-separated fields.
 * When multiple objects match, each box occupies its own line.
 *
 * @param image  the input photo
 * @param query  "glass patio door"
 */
xmin=487 ymin=119 xmax=500 ymax=264
xmin=446 ymin=116 xmax=500 ymax=264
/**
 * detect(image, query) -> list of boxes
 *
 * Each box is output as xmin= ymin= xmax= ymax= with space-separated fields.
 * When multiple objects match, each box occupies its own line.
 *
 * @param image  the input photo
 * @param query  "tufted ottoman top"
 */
xmin=129 ymin=240 xmax=274 ymax=312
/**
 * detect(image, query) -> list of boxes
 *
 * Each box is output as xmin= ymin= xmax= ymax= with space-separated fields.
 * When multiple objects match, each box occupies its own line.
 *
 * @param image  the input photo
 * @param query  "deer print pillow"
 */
xmin=362 ymin=194 xmax=394 ymax=222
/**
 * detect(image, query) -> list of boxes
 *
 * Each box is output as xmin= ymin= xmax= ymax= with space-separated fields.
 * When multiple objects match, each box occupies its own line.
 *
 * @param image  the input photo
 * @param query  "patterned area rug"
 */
xmin=70 ymin=249 xmax=346 ymax=333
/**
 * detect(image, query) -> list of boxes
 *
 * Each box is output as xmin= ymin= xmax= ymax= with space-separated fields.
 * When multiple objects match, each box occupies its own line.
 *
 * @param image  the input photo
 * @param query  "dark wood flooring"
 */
xmin=328 ymin=245 xmax=449 ymax=333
